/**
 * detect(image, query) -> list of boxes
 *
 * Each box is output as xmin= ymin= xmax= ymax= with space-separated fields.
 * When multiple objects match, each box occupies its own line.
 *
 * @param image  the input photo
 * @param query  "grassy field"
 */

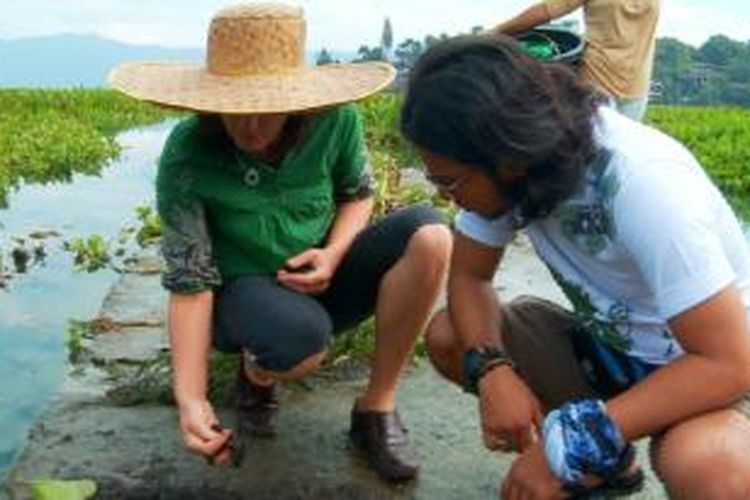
xmin=647 ymin=105 xmax=750 ymax=219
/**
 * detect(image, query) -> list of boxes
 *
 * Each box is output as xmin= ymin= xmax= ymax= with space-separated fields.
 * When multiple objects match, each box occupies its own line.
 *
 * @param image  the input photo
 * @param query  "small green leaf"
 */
xmin=30 ymin=479 xmax=97 ymax=500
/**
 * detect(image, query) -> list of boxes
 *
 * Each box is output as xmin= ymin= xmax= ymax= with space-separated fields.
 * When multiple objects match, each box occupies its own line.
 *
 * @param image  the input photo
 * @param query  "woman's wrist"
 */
xmin=323 ymin=244 xmax=347 ymax=270
xmin=175 ymin=388 xmax=208 ymax=411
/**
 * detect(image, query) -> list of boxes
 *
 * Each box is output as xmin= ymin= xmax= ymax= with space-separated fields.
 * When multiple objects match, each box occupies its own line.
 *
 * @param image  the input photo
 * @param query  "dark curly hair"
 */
xmin=401 ymin=35 xmax=605 ymax=222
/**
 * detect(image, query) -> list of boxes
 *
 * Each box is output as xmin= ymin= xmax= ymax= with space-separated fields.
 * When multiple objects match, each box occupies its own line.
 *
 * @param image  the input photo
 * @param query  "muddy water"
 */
xmin=0 ymin=121 xmax=174 ymax=483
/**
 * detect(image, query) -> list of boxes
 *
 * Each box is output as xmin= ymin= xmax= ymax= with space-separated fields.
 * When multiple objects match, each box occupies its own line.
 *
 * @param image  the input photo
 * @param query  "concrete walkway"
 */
xmin=5 ymin=239 xmax=667 ymax=499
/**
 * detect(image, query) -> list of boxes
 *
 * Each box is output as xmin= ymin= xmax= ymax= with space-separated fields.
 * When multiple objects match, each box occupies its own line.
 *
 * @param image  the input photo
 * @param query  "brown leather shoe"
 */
xmin=349 ymin=402 xmax=420 ymax=482
xmin=235 ymin=361 xmax=278 ymax=438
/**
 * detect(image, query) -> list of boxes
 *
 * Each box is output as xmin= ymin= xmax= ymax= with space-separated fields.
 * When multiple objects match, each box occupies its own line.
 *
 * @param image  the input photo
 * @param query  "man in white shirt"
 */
xmin=401 ymin=34 xmax=750 ymax=498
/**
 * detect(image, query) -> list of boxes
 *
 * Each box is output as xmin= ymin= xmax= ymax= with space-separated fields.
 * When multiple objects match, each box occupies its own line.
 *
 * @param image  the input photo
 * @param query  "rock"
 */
xmin=99 ymin=273 xmax=166 ymax=327
xmin=88 ymin=326 xmax=168 ymax=364
xmin=27 ymin=230 xmax=62 ymax=240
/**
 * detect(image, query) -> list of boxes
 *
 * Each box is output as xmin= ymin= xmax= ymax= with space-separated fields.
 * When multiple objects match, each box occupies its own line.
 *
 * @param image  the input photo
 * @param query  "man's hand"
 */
xmin=479 ymin=365 xmax=543 ymax=452
xmin=277 ymin=248 xmax=339 ymax=295
xmin=501 ymin=442 xmax=564 ymax=500
xmin=178 ymin=398 xmax=234 ymax=466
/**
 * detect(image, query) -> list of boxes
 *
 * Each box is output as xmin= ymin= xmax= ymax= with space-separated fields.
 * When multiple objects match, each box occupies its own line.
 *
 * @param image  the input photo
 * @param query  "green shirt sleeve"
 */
xmin=332 ymin=105 xmax=374 ymax=203
xmin=156 ymin=120 xmax=222 ymax=293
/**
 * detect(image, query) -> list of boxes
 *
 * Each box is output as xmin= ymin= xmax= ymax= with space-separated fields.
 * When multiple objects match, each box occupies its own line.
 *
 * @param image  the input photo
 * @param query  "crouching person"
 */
xmin=109 ymin=3 xmax=451 ymax=482
xmin=401 ymin=34 xmax=750 ymax=498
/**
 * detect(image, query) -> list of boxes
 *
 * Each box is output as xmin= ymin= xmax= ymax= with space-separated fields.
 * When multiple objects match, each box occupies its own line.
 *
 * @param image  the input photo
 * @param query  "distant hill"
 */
xmin=0 ymin=34 xmax=357 ymax=88
xmin=0 ymin=34 xmax=203 ymax=88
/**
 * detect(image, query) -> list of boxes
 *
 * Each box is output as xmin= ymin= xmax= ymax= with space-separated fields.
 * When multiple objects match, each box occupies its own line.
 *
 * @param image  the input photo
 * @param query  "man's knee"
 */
xmin=653 ymin=411 xmax=750 ymax=499
xmin=425 ymin=309 xmax=462 ymax=383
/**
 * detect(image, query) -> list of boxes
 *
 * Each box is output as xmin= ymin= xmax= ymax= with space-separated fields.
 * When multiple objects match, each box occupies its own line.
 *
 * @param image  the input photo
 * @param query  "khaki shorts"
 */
xmin=499 ymin=295 xmax=750 ymax=419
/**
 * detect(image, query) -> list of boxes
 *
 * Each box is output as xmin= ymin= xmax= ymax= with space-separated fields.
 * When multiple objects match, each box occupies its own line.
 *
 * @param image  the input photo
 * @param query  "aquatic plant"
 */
xmin=0 ymin=88 xmax=179 ymax=207
xmin=63 ymin=235 xmax=110 ymax=273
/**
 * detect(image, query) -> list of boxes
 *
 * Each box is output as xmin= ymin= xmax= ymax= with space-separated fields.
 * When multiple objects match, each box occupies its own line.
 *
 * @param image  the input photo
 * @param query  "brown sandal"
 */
xmin=349 ymin=402 xmax=420 ymax=482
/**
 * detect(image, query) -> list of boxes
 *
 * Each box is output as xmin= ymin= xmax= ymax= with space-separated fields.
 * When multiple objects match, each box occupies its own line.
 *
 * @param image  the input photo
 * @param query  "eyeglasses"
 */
xmin=425 ymin=171 xmax=474 ymax=194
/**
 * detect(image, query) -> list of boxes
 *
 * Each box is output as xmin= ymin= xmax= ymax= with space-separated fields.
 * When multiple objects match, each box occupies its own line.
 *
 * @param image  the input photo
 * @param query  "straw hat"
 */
xmin=108 ymin=3 xmax=396 ymax=114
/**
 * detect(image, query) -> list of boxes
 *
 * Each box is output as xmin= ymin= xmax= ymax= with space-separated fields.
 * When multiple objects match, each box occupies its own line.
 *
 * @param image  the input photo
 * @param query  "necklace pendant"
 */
xmin=243 ymin=167 xmax=260 ymax=187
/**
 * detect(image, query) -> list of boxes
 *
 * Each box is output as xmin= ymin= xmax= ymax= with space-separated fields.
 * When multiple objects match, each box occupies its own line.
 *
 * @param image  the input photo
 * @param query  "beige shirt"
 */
xmin=544 ymin=0 xmax=660 ymax=98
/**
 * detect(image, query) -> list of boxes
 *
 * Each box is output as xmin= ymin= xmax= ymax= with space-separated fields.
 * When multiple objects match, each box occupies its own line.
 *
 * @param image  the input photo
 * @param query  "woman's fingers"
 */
xmin=204 ymin=430 xmax=235 ymax=467
xmin=277 ymin=269 xmax=330 ymax=294
xmin=284 ymin=249 xmax=316 ymax=270
xmin=185 ymin=426 xmax=233 ymax=458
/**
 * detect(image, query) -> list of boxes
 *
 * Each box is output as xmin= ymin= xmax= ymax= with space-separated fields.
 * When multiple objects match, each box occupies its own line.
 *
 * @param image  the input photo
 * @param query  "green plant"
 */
xmin=358 ymin=93 xmax=420 ymax=168
xmin=66 ymin=319 xmax=90 ymax=363
xmin=0 ymin=88 xmax=180 ymax=206
xmin=30 ymin=479 xmax=96 ymax=500
xmin=647 ymin=105 xmax=750 ymax=219
xmin=329 ymin=319 xmax=377 ymax=362
xmin=63 ymin=235 xmax=110 ymax=272
xmin=134 ymin=204 xmax=162 ymax=246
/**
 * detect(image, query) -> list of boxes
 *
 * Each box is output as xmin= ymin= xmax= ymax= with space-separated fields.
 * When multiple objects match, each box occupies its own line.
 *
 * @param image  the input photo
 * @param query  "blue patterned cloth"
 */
xmin=542 ymin=398 xmax=629 ymax=485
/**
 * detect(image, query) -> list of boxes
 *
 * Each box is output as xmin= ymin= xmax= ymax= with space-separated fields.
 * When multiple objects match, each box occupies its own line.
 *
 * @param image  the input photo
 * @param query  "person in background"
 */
xmin=109 ymin=3 xmax=451 ymax=482
xmin=490 ymin=0 xmax=660 ymax=121
xmin=402 ymin=34 xmax=750 ymax=498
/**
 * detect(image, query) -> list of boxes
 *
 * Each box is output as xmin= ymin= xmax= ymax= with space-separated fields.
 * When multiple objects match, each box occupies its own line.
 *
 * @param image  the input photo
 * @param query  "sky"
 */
xmin=0 ymin=0 xmax=748 ymax=52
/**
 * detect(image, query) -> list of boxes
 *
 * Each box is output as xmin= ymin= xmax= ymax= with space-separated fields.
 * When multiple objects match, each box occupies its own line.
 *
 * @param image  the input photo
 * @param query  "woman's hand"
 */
xmin=479 ymin=365 xmax=544 ymax=452
xmin=277 ymin=248 xmax=340 ymax=295
xmin=177 ymin=398 xmax=234 ymax=466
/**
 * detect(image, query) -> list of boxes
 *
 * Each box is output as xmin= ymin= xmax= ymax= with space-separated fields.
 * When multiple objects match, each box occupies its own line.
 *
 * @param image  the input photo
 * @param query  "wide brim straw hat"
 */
xmin=108 ymin=3 xmax=396 ymax=114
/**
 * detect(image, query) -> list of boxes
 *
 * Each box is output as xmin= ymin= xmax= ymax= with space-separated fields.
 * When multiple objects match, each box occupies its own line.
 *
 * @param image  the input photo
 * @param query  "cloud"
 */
xmin=661 ymin=1 xmax=750 ymax=45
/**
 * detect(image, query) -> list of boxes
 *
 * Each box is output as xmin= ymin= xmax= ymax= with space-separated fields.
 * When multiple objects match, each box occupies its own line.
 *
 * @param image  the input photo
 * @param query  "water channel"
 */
xmin=0 ymin=121 xmax=173 ymax=483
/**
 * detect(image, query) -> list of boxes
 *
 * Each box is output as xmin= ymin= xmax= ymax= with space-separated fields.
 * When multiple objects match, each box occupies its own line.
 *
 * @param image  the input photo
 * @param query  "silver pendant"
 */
xmin=243 ymin=167 xmax=260 ymax=187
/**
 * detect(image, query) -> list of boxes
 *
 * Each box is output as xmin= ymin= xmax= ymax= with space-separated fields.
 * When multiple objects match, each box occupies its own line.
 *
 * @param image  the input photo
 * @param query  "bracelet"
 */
xmin=462 ymin=345 xmax=515 ymax=395
xmin=542 ymin=398 xmax=631 ymax=486
xmin=479 ymin=356 xmax=514 ymax=379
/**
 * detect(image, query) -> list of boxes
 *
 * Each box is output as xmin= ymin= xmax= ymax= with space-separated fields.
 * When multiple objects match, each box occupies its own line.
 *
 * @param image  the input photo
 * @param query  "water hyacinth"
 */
xmin=0 ymin=88 xmax=180 ymax=207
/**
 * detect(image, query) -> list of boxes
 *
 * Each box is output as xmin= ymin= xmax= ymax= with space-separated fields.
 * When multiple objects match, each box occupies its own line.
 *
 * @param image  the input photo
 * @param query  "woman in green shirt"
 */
xmin=109 ymin=3 xmax=451 ymax=482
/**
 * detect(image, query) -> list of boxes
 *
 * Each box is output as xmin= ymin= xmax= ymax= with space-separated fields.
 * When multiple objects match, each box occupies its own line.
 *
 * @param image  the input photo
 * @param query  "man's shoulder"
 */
xmin=596 ymin=108 xmax=697 ymax=188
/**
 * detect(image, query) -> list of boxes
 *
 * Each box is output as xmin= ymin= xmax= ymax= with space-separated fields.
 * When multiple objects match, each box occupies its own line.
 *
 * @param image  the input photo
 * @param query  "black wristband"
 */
xmin=462 ymin=346 xmax=514 ymax=395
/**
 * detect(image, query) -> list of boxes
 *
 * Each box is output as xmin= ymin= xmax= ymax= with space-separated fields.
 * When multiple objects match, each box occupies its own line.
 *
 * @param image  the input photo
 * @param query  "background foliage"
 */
xmin=0 ymin=89 xmax=179 ymax=206
xmin=646 ymin=105 xmax=750 ymax=219
xmin=653 ymin=35 xmax=750 ymax=106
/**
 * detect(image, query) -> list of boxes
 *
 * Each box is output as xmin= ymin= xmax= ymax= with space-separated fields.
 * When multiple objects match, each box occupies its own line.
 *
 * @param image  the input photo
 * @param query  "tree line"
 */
xmin=653 ymin=35 xmax=750 ymax=106
xmin=316 ymin=19 xmax=750 ymax=107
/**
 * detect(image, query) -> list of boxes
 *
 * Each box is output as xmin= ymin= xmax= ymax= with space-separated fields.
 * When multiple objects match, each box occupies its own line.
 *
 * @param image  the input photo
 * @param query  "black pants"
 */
xmin=212 ymin=204 xmax=445 ymax=371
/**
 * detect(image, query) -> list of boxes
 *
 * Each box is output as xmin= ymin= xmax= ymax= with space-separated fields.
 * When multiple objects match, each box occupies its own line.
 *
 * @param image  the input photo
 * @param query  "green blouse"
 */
xmin=156 ymin=104 xmax=372 ymax=293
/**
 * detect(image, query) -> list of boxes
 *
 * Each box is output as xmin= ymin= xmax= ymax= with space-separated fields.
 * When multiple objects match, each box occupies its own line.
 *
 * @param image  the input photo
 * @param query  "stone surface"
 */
xmin=98 ymin=272 xmax=166 ymax=327
xmin=87 ymin=326 xmax=168 ymax=364
xmin=4 ymin=241 xmax=668 ymax=499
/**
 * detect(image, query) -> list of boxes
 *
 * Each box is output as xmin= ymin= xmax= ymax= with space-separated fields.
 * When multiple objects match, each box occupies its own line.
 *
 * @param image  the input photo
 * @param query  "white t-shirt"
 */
xmin=456 ymin=107 xmax=750 ymax=365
